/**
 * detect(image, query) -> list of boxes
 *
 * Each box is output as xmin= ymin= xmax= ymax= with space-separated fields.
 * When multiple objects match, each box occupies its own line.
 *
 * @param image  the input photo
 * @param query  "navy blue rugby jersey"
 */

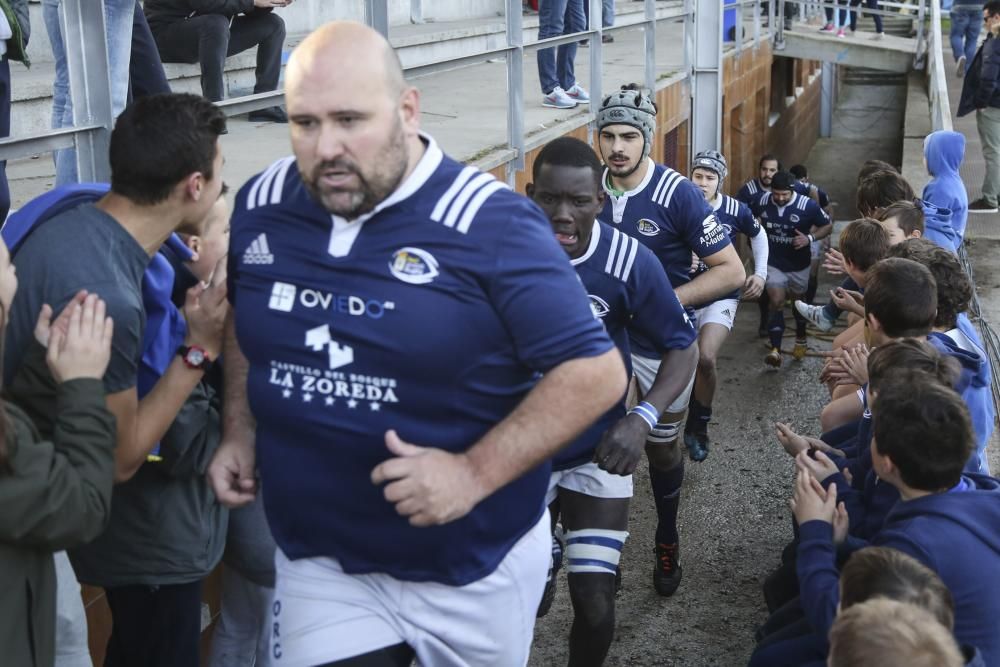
xmin=751 ymin=191 xmax=830 ymax=272
xmin=228 ymin=136 xmax=614 ymax=586
xmin=801 ymin=180 xmax=831 ymax=208
xmin=735 ymin=177 xmax=811 ymax=206
xmin=597 ymin=159 xmax=730 ymax=357
xmin=555 ymin=220 xmax=696 ymax=470
xmin=690 ymin=193 xmax=762 ymax=309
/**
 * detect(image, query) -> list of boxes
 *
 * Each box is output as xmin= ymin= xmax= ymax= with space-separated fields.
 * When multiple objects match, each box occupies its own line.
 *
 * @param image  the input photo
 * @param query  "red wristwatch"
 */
xmin=177 ymin=345 xmax=212 ymax=371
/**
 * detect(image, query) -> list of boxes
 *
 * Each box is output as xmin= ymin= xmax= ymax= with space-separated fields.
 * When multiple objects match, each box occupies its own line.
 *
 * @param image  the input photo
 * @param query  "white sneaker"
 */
xmin=872 ymin=32 xmax=885 ymax=40
xmin=543 ymin=86 xmax=577 ymax=109
xmin=957 ymin=55 xmax=967 ymax=78
xmin=794 ymin=300 xmax=835 ymax=332
xmin=565 ymin=83 xmax=590 ymax=103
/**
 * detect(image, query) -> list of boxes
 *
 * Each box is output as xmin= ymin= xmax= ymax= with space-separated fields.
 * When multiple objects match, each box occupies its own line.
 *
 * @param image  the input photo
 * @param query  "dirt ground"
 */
xmin=529 ymin=76 xmax=913 ymax=667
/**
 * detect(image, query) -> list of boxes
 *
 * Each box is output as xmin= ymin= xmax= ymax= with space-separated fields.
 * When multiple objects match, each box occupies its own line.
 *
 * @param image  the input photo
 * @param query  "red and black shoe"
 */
xmin=653 ymin=542 xmax=683 ymax=596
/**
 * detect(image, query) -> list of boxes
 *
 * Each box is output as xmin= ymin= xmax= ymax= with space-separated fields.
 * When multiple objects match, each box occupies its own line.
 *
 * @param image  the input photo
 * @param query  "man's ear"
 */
xmin=184 ymin=171 xmax=206 ymax=203
xmin=911 ymin=229 xmax=923 ymax=239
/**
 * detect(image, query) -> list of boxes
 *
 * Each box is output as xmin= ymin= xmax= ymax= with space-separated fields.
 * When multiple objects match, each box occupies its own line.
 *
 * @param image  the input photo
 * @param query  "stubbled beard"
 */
xmin=304 ymin=121 xmax=409 ymax=219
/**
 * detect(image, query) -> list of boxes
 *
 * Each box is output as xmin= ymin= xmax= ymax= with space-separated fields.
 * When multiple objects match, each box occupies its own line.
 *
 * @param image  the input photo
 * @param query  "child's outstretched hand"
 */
xmin=45 ymin=293 xmax=114 ymax=383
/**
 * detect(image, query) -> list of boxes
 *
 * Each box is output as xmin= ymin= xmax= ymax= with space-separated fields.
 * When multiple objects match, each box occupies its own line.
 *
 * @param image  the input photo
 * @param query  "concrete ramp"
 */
xmin=775 ymin=27 xmax=918 ymax=73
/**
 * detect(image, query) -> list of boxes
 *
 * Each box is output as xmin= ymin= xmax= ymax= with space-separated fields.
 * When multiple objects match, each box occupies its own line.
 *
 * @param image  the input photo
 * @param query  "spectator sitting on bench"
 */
xmin=144 ymin=0 xmax=290 ymax=122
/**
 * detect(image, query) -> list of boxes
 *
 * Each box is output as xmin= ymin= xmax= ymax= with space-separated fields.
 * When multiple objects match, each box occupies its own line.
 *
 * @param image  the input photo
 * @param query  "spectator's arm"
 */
xmin=796 ymin=520 xmax=842 ymax=637
xmin=106 ymin=359 xmax=208 ymax=482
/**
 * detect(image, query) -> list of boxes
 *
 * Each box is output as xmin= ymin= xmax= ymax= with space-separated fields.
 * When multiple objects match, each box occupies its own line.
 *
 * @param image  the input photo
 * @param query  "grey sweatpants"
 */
xmin=977 ymin=106 xmax=1000 ymax=205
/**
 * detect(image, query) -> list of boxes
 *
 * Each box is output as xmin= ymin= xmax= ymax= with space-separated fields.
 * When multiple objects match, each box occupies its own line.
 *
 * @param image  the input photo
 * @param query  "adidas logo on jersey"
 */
xmin=243 ymin=233 xmax=274 ymax=265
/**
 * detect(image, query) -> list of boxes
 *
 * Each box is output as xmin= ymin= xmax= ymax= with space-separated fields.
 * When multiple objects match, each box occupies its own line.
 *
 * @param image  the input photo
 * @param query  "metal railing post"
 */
xmin=505 ymin=0 xmax=525 ymax=184
xmin=410 ymin=0 xmax=424 ymax=24
xmin=735 ymin=0 xmax=744 ymax=53
xmin=753 ymin=0 xmax=762 ymax=47
xmin=62 ymin=0 xmax=113 ymax=183
xmin=644 ymin=0 xmax=656 ymax=95
xmin=589 ymin=0 xmax=603 ymax=120
xmin=775 ymin=0 xmax=786 ymax=49
xmin=692 ymin=0 xmax=723 ymax=153
xmin=917 ymin=0 xmax=927 ymax=57
xmin=365 ymin=0 xmax=390 ymax=37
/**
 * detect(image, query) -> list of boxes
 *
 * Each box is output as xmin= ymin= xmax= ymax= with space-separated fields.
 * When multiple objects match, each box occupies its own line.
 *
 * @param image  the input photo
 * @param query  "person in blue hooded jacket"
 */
xmin=923 ymin=130 xmax=969 ymax=240
xmin=792 ymin=378 xmax=1000 ymax=667
xmin=888 ymin=239 xmax=995 ymax=474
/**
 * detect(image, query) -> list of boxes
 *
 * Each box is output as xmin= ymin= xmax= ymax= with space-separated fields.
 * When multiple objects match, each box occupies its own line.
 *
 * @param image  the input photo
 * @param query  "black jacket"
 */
xmin=959 ymin=33 xmax=1000 ymax=116
xmin=144 ymin=0 xmax=271 ymax=30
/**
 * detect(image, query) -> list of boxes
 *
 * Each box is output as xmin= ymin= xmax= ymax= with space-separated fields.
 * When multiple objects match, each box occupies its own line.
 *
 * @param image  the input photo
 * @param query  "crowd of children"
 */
xmin=747 ymin=134 xmax=1000 ymax=666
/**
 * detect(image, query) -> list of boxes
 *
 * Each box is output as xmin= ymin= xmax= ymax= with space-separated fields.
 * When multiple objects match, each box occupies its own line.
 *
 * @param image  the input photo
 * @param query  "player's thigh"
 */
xmin=401 ymin=514 xmax=550 ymax=667
xmin=558 ymin=475 xmax=632 ymax=532
xmin=271 ymin=551 xmax=406 ymax=667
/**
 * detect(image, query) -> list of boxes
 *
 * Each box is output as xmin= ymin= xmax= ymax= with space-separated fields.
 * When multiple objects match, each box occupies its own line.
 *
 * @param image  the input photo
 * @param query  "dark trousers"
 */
xmin=129 ymin=0 xmax=171 ymax=100
xmin=0 ymin=57 xmax=10 ymax=223
xmin=850 ymin=0 xmax=883 ymax=33
xmin=104 ymin=580 xmax=204 ymax=667
xmin=151 ymin=12 xmax=285 ymax=101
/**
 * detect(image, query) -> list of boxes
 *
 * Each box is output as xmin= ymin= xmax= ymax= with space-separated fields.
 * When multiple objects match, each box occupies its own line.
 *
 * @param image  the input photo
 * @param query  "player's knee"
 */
xmin=646 ymin=417 xmax=681 ymax=449
xmin=697 ymin=351 xmax=717 ymax=377
xmin=646 ymin=438 xmax=683 ymax=469
xmin=567 ymin=572 xmax=617 ymax=631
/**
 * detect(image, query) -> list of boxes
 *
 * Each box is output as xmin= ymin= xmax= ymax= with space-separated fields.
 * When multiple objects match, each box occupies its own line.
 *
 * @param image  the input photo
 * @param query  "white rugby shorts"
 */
xmin=269 ymin=513 xmax=549 ymax=667
xmin=694 ymin=297 xmax=740 ymax=331
xmin=631 ymin=353 xmax=697 ymax=414
xmin=546 ymin=461 xmax=634 ymax=505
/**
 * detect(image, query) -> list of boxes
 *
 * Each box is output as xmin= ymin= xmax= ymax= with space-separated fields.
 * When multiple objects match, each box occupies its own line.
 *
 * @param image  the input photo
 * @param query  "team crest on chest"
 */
xmin=790 ymin=214 xmax=800 ymax=223
xmin=389 ymin=247 xmax=440 ymax=285
xmin=636 ymin=219 xmax=660 ymax=236
xmin=588 ymin=295 xmax=611 ymax=320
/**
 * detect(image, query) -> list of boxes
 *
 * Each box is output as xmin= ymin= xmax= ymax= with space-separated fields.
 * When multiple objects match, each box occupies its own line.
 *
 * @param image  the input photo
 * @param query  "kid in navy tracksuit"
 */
xmin=887 ymin=239 xmax=995 ymax=473
xmin=794 ymin=379 xmax=1000 ymax=666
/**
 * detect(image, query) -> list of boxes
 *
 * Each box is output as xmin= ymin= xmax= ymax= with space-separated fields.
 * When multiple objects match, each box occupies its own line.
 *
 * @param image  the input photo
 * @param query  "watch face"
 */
xmin=188 ymin=349 xmax=206 ymax=366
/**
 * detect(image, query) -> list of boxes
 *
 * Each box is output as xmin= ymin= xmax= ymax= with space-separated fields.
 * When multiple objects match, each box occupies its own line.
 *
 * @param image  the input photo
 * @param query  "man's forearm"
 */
xmin=642 ymin=344 xmax=698 ymax=414
xmin=811 ymin=224 xmax=832 ymax=241
xmin=674 ymin=250 xmax=746 ymax=306
xmin=222 ymin=313 xmax=255 ymax=446
xmin=464 ymin=348 xmax=625 ymax=498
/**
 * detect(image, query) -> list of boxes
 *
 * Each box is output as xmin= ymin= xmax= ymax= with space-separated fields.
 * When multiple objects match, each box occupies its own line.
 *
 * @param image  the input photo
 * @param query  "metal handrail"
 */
xmin=927 ymin=0 xmax=953 ymax=130
xmin=0 ymin=0 xmax=773 ymax=184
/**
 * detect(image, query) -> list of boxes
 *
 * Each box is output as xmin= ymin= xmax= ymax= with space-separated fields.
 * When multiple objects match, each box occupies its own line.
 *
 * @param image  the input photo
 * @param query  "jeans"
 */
xmin=536 ymin=0 xmax=585 ymax=94
xmin=824 ymin=0 xmax=849 ymax=26
xmin=951 ymin=7 xmax=983 ymax=68
xmin=42 ymin=0 xmax=145 ymax=185
xmin=977 ymin=106 xmax=1000 ymax=205
xmin=152 ymin=12 xmax=285 ymax=102
xmin=582 ymin=0 xmax=614 ymax=28
xmin=849 ymin=0 xmax=883 ymax=33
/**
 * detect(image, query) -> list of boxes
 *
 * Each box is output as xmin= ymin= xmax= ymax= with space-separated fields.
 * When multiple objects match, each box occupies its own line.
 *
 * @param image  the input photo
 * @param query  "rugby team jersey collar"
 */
xmin=710 ymin=193 xmax=724 ymax=212
xmin=327 ymin=132 xmax=444 ymax=257
xmin=570 ymin=219 xmax=602 ymax=266
xmin=603 ymin=157 xmax=656 ymax=224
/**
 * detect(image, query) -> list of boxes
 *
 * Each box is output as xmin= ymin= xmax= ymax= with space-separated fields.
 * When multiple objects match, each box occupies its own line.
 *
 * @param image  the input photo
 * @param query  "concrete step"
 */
xmin=11 ymin=0 xmax=681 ymax=137
xmin=842 ymin=66 xmax=907 ymax=85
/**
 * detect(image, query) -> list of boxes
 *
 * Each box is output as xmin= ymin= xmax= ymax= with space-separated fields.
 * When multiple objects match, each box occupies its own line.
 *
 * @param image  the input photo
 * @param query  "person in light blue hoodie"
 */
xmin=923 ymin=130 xmax=970 ymax=241
xmin=921 ymin=200 xmax=961 ymax=251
